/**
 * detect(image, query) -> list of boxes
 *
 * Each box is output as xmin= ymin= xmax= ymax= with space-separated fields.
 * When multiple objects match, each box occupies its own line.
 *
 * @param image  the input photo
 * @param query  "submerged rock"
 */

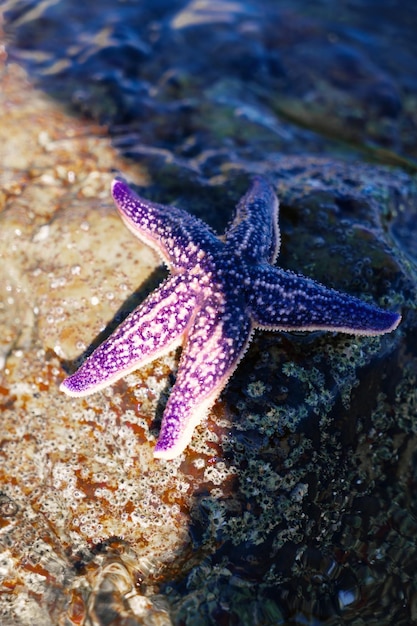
xmin=1 ymin=2 xmax=417 ymax=624
xmin=4 ymin=0 xmax=417 ymax=170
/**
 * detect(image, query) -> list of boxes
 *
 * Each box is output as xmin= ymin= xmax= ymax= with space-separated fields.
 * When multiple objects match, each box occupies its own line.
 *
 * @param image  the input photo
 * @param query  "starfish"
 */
xmin=60 ymin=177 xmax=401 ymax=460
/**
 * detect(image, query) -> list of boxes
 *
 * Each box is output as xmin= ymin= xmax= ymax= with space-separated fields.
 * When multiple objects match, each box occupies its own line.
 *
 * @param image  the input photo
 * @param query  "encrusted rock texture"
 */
xmin=1 ymin=2 xmax=417 ymax=625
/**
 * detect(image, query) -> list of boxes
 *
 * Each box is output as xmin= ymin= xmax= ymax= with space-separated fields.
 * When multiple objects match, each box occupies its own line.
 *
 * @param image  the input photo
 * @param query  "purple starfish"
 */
xmin=60 ymin=177 xmax=401 ymax=460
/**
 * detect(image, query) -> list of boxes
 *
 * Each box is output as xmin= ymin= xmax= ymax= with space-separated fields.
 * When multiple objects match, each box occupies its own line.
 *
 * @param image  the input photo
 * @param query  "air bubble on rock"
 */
xmin=33 ymin=224 xmax=50 ymax=242
xmin=338 ymin=587 xmax=358 ymax=609
xmin=54 ymin=344 xmax=65 ymax=358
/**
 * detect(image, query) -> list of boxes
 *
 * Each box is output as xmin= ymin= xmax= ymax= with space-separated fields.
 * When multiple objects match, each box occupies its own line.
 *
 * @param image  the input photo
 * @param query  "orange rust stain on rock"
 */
xmin=124 ymin=420 xmax=146 ymax=439
xmin=74 ymin=469 xmax=109 ymax=500
xmin=66 ymin=589 xmax=86 ymax=625
xmin=0 ymin=517 xmax=12 ymax=530
xmin=20 ymin=561 xmax=51 ymax=581
xmin=124 ymin=500 xmax=135 ymax=515
xmin=2 ymin=579 xmax=20 ymax=591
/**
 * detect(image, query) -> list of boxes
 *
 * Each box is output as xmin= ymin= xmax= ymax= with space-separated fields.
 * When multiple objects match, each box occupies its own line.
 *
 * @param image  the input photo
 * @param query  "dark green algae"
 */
xmin=3 ymin=1 xmax=417 ymax=624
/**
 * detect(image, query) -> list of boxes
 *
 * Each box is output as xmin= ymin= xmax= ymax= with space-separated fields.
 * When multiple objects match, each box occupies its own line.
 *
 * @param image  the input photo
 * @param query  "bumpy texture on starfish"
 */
xmin=60 ymin=177 xmax=401 ymax=460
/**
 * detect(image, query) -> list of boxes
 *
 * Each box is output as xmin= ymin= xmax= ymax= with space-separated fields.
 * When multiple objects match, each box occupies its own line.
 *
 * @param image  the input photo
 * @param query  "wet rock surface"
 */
xmin=1 ymin=1 xmax=417 ymax=624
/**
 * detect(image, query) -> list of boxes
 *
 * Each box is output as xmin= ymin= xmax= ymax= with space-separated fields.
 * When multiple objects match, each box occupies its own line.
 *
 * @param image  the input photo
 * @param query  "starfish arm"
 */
xmin=60 ymin=275 xmax=198 ymax=397
xmin=247 ymin=265 xmax=401 ymax=335
xmin=111 ymin=180 xmax=221 ymax=270
xmin=153 ymin=296 xmax=253 ymax=460
xmin=224 ymin=177 xmax=280 ymax=263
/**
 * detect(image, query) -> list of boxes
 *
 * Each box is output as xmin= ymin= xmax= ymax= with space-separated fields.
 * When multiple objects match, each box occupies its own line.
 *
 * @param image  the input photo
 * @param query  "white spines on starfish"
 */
xmin=246 ymin=264 xmax=401 ymax=335
xmin=224 ymin=176 xmax=280 ymax=263
xmin=111 ymin=179 xmax=221 ymax=271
